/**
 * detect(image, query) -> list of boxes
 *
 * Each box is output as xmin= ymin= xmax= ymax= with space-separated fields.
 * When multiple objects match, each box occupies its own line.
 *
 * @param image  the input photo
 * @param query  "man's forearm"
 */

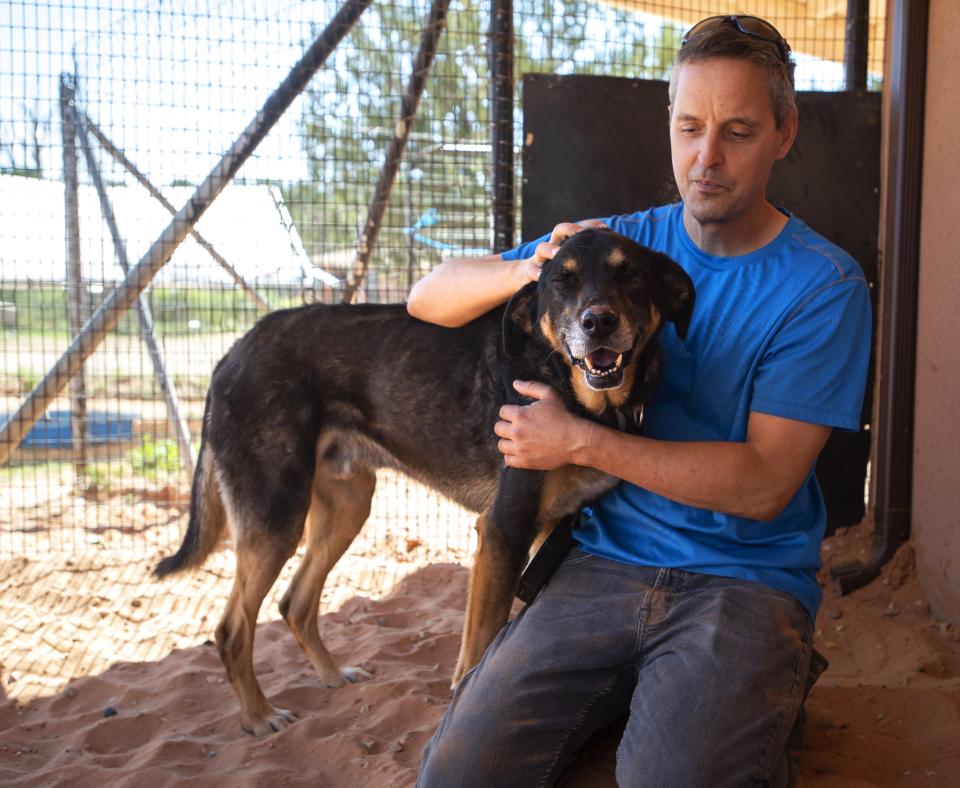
xmin=571 ymin=424 xmax=785 ymax=520
xmin=569 ymin=407 xmax=831 ymax=522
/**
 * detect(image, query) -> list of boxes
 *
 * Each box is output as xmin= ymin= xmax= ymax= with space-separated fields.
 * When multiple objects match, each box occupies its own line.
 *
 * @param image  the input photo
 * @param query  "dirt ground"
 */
xmin=0 ymin=487 xmax=958 ymax=786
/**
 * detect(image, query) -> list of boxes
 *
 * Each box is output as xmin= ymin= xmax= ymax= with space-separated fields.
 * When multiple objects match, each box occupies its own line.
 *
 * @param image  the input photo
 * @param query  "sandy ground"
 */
xmin=1 ymin=500 xmax=958 ymax=786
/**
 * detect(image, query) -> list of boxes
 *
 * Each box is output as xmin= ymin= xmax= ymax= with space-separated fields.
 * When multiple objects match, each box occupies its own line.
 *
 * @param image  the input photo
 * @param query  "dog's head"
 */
xmin=503 ymin=228 xmax=694 ymax=409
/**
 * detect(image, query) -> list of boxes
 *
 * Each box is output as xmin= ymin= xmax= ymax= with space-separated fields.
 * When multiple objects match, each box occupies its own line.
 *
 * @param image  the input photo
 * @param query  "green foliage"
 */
xmin=0 ymin=285 xmax=302 ymax=336
xmin=79 ymin=464 xmax=112 ymax=494
xmin=128 ymin=434 xmax=181 ymax=479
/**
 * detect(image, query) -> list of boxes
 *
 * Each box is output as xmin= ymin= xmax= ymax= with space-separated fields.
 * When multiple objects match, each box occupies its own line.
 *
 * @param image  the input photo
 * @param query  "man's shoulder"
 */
xmin=782 ymin=214 xmax=865 ymax=283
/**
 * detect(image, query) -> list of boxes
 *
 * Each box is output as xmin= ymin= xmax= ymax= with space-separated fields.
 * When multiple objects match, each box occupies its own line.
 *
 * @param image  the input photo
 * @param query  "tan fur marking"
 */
xmin=607 ymin=248 xmax=625 ymax=265
xmin=562 ymin=257 xmax=580 ymax=272
xmin=539 ymin=313 xmax=561 ymax=351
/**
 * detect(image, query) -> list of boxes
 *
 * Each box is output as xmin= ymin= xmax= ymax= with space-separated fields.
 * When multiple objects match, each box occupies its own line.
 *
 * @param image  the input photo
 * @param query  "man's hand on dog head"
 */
xmin=496 ymin=380 xmax=595 ymax=470
xmin=521 ymin=220 xmax=610 ymax=285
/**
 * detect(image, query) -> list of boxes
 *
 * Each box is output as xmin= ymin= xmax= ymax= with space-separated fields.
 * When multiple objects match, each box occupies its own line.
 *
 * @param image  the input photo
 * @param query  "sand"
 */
xmin=1 ymin=505 xmax=958 ymax=787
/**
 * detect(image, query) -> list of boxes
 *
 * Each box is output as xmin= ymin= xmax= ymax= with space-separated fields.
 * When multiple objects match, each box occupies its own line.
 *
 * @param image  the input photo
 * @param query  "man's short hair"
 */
xmin=668 ymin=20 xmax=797 ymax=128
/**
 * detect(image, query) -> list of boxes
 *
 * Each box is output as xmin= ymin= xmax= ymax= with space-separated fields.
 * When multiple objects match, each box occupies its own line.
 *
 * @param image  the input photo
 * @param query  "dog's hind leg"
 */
xmin=279 ymin=465 xmax=377 ymax=688
xmin=217 ymin=529 xmax=301 ymax=736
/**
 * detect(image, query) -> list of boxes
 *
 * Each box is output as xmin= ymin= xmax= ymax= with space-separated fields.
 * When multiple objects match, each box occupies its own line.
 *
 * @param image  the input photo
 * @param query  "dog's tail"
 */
xmin=153 ymin=394 xmax=227 ymax=578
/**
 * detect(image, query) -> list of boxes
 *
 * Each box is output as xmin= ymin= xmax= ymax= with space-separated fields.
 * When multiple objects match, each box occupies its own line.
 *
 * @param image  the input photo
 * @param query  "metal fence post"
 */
xmin=342 ymin=0 xmax=451 ymax=304
xmin=74 ymin=107 xmax=197 ymax=480
xmin=488 ymin=0 xmax=515 ymax=252
xmin=59 ymin=74 xmax=88 ymax=475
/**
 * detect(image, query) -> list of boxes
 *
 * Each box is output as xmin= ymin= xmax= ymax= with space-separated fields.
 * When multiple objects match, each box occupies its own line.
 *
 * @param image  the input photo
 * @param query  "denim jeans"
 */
xmin=418 ymin=548 xmax=814 ymax=788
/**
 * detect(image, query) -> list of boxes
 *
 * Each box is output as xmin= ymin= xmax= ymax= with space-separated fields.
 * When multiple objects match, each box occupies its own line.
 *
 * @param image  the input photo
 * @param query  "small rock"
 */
xmin=350 ymin=757 xmax=366 ymax=767
xmin=387 ymin=741 xmax=404 ymax=753
xmin=876 ymin=712 xmax=885 ymax=721
xmin=65 ymin=687 xmax=78 ymax=699
xmin=103 ymin=706 xmax=118 ymax=718
xmin=827 ymin=609 xmax=842 ymax=620
xmin=834 ymin=625 xmax=844 ymax=633
xmin=208 ymin=751 xmax=217 ymax=758
xmin=358 ymin=737 xmax=377 ymax=754
xmin=203 ymin=639 xmax=215 ymax=647
xmin=925 ymin=770 xmax=936 ymax=778
xmin=377 ymin=617 xmax=386 ymax=627
xmin=914 ymin=660 xmax=926 ymax=673
xmin=131 ymin=599 xmax=142 ymax=608
xmin=359 ymin=703 xmax=370 ymax=714
xmin=206 ymin=676 xmax=218 ymax=684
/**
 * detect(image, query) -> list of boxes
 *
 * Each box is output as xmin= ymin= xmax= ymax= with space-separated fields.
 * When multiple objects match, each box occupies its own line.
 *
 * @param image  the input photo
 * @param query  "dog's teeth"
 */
xmin=616 ymin=353 xmax=623 ymax=367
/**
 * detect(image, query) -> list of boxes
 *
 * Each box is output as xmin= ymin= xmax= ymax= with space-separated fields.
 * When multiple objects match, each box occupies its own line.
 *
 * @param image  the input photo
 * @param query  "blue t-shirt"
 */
xmin=501 ymin=202 xmax=872 ymax=619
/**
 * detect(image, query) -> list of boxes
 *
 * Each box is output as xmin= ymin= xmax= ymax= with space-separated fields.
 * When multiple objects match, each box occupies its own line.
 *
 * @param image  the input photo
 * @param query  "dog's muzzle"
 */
xmin=566 ymin=337 xmax=638 ymax=391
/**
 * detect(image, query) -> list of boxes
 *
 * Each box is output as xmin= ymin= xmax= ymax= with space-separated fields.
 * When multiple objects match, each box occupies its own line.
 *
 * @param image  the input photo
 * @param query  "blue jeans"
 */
xmin=418 ymin=548 xmax=813 ymax=788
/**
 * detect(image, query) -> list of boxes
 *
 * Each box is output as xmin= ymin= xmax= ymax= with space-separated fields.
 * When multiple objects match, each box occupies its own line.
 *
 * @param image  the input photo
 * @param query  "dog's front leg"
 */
xmin=453 ymin=467 xmax=544 ymax=687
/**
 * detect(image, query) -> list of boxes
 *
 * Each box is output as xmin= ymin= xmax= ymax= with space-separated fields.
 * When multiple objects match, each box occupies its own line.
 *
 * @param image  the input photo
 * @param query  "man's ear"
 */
xmin=650 ymin=251 xmax=695 ymax=340
xmin=502 ymin=281 xmax=538 ymax=358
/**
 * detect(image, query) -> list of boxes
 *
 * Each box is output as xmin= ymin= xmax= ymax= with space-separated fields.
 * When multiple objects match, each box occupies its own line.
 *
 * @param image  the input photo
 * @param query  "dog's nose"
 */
xmin=579 ymin=306 xmax=619 ymax=337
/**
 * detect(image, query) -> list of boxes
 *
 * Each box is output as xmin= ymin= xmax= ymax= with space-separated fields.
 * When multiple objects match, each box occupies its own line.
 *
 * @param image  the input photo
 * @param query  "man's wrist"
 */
xmin=568 ymin=419 xmax=602 ymax=467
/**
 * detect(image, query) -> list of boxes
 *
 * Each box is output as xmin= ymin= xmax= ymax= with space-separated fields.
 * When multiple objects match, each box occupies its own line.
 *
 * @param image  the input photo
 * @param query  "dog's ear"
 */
xmin=502 ymin=281 xmax=539 ymax=358
xmin=651 ymin=252 xmax=695 ymax=340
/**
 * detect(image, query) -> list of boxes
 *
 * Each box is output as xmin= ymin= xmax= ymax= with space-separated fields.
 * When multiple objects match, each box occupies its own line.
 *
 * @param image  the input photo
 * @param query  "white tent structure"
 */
xmin=0 ymin=174 xmax=338 ymax=288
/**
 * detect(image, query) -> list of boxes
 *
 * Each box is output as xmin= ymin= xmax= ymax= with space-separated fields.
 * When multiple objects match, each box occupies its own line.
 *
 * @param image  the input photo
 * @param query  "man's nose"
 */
xmin=697 ymin=130 xmax=723 ymax=168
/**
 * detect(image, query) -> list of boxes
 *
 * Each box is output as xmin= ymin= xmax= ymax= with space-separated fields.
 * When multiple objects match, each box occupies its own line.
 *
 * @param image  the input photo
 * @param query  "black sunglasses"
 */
xmin=681 ymin=15 xmax=791 ymax=64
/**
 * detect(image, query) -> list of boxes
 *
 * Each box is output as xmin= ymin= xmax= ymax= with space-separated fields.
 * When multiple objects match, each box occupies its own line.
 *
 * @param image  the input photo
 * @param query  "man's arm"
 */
xmin=496 ymin=380 xmax=831 ymax=522
xmin=407 ymin=253 xmax=532 ymax=328
xmin=406 ymin=221 xmax=607 ymax=328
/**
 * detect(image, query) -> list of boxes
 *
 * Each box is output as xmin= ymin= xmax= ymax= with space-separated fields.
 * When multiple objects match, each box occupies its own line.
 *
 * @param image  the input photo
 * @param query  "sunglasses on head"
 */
xmin=681 ymin=15 xmax=791 ymax=64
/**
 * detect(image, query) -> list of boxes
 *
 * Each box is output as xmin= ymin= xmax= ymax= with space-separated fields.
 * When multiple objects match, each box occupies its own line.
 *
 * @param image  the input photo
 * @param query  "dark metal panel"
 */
xmin=521 ymin=73 xmax=880 ymax=532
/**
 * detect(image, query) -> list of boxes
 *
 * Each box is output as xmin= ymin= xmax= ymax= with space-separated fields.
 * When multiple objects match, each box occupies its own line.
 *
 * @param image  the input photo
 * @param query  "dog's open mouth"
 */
xmin=573 ymin=347 xmax=628 ymax=390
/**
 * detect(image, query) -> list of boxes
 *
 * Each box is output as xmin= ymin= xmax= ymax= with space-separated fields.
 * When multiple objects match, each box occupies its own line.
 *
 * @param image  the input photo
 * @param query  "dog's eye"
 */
xmin=552 ymin=268 xmax=580 ymax=288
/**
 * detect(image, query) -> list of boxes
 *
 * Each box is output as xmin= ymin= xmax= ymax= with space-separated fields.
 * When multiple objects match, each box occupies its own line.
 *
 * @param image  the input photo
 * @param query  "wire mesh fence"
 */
xmin=2 ymin=0 xmax=885 ymax=628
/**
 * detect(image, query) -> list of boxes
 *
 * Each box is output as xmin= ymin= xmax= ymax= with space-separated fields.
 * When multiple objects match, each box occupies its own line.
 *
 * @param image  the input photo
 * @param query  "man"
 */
xmin=410 ymin=15 xmax=872 ymax=787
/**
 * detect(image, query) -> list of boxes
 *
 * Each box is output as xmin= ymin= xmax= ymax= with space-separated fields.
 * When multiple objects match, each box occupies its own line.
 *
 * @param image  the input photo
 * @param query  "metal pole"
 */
xmin=0 ymin=0 xmax=374 ymax=465
xmin=74 ymin=107 xmax=197 ymax=479
xmin=831 ymin=0 xmax=929 ymax=595
xmin=81 ymin=111 xmax=272 ymax=315
xmin=342 ymin=0 xmax=451 ymax=304
xmin=488 ymin=0 xmax=514 ymax=252
xmin=844 ymin=0 xmax=870 ymax=90
xmin=59 ymin=74 xmax=87 ymax=473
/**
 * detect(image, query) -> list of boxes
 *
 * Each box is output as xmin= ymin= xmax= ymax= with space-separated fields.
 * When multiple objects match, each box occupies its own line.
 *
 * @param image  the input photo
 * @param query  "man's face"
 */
xmin=669 ymin=57 xmax=796 ymax=226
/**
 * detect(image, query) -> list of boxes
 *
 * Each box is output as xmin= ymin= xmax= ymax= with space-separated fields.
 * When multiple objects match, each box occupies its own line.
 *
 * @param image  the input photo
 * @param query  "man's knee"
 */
xmin=418 ymin=725 xmax=505 ymax=788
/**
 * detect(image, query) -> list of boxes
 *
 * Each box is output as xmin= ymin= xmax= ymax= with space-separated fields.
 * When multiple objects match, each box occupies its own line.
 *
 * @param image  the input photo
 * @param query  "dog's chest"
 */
xmin=538 ymin=465 xmax=618 ymax=521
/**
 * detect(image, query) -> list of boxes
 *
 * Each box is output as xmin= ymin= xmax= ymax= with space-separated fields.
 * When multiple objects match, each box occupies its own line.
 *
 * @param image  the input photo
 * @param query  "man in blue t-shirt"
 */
xmin=411 ymin=15 xmax=872 ymax=788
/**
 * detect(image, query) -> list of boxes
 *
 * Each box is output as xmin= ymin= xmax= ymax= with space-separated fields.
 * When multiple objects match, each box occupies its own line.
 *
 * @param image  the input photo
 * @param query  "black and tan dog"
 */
xmin=154 ymin=228 xmax=694 ymax=735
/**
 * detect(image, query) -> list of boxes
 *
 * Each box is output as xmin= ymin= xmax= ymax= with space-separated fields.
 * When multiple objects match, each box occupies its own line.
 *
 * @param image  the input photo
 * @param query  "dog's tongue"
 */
xmin=587 ymin=349 xmax=618 ymax=370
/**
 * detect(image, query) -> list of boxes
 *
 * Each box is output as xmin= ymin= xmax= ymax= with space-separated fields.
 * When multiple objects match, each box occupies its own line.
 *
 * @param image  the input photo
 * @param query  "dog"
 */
xmin=154 ymin=228 xmax=694 ymax=735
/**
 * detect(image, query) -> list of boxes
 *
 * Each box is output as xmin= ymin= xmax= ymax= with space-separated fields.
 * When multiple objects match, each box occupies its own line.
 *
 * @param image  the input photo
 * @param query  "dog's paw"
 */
xmin=318 ymin=665 xmax=374 ymax=688
xmin=242 ymin=705 xmax=297 ymax=736
xmin=342 ymin=665 xmax=374 ymax=683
